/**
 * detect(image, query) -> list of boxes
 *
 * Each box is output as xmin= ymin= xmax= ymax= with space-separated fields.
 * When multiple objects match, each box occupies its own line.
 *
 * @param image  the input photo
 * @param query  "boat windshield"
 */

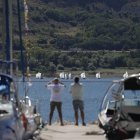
xmin=101 ymin=81 xmax=123 ymax=110
xmin=0 ymin=85 xmax=9 ymax=95
xmin=101 ymin=79 xmax=140 ymax=111
xmin=123 ymin=90 xmax=140 ymax=98
xmin=122 ymin=99 xmax=140 ymax=107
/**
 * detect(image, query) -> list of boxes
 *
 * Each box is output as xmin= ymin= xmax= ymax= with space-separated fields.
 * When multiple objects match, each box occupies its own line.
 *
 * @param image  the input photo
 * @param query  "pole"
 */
xmin=4 ymin=0 xmax=13 ymax=75
xmin=1 ymin=0 xmax=6 ymax=60
xmin=17 ymin=0 xmax=25 ymax=82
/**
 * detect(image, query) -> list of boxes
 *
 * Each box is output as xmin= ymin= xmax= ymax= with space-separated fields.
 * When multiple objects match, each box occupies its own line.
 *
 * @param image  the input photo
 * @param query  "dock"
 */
xmin=39 ymin=122 xmax=105 ymax=140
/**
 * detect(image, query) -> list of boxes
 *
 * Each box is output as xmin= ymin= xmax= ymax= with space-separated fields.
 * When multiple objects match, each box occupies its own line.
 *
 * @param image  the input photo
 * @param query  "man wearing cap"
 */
xmin=70 ymin=76 xmax=86 ymax=126
xmin=47 ymin=78 xmax=65 ymax=126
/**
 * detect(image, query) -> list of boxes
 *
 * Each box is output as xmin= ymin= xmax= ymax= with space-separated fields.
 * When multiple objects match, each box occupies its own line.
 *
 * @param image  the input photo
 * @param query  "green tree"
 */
xmin=48 ymin=62 xmax=57 ymax=75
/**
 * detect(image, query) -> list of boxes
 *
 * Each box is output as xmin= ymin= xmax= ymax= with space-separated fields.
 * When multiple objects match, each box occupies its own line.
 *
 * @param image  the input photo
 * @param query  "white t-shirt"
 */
xmin=70 ymin=83 xmax=83 ymax=101
xmin=47 ymin=83 xmax=65 ymax=102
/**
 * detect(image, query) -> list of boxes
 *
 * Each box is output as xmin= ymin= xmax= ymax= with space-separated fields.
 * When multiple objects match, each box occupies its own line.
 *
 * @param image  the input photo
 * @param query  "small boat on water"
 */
xmin=96 ymin=72 xmax=101 ymax=79
xmin=59 ymin=72 xmax=72 ymax=79
xmin=123 ymin=71 xmax=128 ymax=79
xmin=36 ymin=72 xmax=43 ymax=79
xmin=59 ymin=72 xmax=65 ymax=79
xmin=68 ymin=73 xmax=72 ymax=79
xmin=80 ymin=72 xmax=86 ymax=79
xmin=98 ymin=74 xmax=140 ymax=140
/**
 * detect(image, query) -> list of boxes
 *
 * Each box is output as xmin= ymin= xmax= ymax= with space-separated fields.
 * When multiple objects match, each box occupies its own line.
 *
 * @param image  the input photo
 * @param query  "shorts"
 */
xmin=72 ymin=100 xmax=84 ymax=112
xmin=50 ymin=101 xmax=62 ymax=113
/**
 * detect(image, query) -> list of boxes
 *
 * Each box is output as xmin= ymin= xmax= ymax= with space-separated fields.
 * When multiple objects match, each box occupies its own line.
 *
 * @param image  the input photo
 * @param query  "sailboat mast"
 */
xmin=17 ymin=0 xmax=25 ymax=82
xmin=3 ymin=0 xmax=13 ymax=75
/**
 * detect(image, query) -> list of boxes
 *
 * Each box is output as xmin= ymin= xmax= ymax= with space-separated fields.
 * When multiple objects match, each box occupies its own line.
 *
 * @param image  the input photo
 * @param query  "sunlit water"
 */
xmin=17 ymin=77 xmax=120 ymax=123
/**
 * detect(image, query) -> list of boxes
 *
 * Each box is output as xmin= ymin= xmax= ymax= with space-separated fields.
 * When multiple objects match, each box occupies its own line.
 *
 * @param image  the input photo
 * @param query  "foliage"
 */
xmin=1 ymin=0 xmax=140 ymax=75
xmin=14 ymin=50 xmax=140 ymax=75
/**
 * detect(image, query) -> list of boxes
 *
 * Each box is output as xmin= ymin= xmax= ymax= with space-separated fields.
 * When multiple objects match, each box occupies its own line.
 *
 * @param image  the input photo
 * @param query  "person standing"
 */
xmin=47 ymin=78 xmax=65 ymax=126
xmin=70 ymin=76 xmax=86 ymax=126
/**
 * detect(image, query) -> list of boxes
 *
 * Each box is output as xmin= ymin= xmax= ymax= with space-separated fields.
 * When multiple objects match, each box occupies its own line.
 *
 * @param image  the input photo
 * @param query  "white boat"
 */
xmin=96 ymin=72 xmax=101 ymax=79
xmin=36 ymin=72 xmax=42 ymax=79
xmin=65 ymin=73 xmax=68 ymax=79
xmin=98 ymin=74 xmax=140 ymax=140
xmin=80 ymin=72 xmax=86 ymax=79
xmin=60 ymin=72 xmax=72 ymax=79
xmin=59 ymin=72 xmax=65 ymax=79
xmin=68 ymin=73 xmax=72 ymax=79
xmin=123 ymin=71 xmax=128 ymax=79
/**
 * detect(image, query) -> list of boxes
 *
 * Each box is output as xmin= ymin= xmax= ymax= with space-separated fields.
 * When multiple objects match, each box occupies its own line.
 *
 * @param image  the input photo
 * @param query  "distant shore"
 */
xmin=15 ymin=68 xmax=140 ymax=78
xmin=56 ymin=68 xmax=140 ymax=78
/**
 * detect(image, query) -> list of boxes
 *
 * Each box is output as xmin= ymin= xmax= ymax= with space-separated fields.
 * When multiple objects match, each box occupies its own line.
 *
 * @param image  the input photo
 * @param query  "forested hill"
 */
xmin=11 ymin=0 xmax=140 ymax=51
xmin=0 ymin=0 xmax=140 ymax=74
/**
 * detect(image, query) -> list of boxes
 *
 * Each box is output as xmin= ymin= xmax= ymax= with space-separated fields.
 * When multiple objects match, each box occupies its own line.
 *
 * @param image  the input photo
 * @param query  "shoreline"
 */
xmin=15 ymin=68 xmax=140 ymax=78
xmin=16 ymin=68 xmax=140 ymax=78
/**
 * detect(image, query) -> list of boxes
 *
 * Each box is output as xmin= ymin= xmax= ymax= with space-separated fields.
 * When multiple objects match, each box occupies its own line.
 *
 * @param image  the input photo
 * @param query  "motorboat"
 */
xmin=98 ymin=74 xmax=140 ymax=140
xmin=0 ymin=74 xmax=25 ymax=140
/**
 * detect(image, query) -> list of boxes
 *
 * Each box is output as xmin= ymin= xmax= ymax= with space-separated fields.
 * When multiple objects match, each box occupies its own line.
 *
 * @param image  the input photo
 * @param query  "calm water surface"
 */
xmin=17 ymin=77 xmax=120 ymax=123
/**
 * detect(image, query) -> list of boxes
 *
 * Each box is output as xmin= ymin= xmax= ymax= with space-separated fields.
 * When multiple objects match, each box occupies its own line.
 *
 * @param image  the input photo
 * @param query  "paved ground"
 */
xmin=39 ymin=122 xmax=106 ymax=140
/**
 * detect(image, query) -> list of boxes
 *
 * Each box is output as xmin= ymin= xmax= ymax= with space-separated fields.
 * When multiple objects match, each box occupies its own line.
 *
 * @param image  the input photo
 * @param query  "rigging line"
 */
xmin=17 ymin=0 xmax=25 ymax=82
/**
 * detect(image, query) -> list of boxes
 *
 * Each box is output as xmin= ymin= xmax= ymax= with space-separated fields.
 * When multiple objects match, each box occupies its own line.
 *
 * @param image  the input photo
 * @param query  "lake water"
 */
xmin=17 ymin=77 xmax=120 ymax=123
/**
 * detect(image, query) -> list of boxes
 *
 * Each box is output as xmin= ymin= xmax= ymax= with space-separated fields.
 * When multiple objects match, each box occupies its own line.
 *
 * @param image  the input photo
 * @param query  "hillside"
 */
xmin=0 ymin=0 xmax=140 ymax=74
xmin=18 ymin=0 xmax=140 ymax=51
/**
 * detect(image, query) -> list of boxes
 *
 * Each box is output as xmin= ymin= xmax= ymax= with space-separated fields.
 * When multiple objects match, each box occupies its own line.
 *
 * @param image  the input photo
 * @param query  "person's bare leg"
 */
xmin=57 ymin=103 xmax=64 ymax=126
xmin=80 ymin=110 xmax=86 ymax=126
xmin=75 ymin=111 xmax=78 ymax=125
xmin=49 ymin=103 xmax=55 ymax=125
xmin=49 ymin=110 xmax=54 ymax=125
xmin=58 ymin=111 xmax=64 ymax=126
